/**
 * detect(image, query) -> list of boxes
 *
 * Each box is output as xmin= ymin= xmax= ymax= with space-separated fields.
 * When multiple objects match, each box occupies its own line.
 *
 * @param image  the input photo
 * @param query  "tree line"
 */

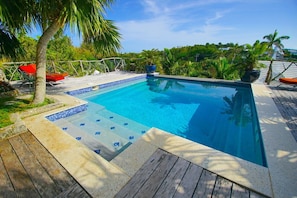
xmin=2 ymin=30 xmax=295 ymax=85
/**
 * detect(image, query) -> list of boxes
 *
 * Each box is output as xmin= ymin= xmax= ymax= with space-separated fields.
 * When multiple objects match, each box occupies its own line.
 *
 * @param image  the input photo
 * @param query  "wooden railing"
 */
xmin=2 ymin=57 xmax=126 ymax=81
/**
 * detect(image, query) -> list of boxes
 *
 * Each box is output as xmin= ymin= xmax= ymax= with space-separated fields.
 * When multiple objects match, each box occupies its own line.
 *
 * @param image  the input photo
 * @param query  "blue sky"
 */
xmin=28 ymin=0 xmax=295 ymax=53
xmin=95 ymin=0 xmax=296 ymax=52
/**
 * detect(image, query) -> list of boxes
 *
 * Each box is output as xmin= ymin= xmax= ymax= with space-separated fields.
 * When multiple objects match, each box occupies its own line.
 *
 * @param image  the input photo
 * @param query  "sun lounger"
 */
xmin=278 ymin=77 xmax=297 ymax=87
xmin=18 ymin=64 xmax=67 ymax=86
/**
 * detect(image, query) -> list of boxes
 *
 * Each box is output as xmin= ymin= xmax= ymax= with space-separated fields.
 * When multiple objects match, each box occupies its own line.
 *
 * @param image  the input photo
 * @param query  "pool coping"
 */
xmin=23 ymin=74 xmax=297 ymax=198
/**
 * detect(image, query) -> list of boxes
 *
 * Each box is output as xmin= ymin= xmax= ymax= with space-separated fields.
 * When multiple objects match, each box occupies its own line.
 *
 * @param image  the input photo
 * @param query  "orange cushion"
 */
xmin=279 ymin=78 xmax=297 ymax=84
xmin=19 ymin=64 xmax=36 ymax=74
xmin=46 ymin=73 xmax=65 ymax=82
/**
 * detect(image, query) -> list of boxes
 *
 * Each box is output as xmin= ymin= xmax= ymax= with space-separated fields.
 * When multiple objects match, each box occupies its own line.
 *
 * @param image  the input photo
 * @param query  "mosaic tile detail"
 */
xmin=129 ymin=136 xmax=134 ymax=140
xmin=113 ymin=141 xmax=120 ymax=147
xmin=46 ymin=104 xmax=88 ymax=121
xmin=76 ymin=137 xmax=82 ymax=140
xmin=94 ymin=149 xmax=101 ymax=154
xmin=66 ymin=87 xmax=93 ymax=96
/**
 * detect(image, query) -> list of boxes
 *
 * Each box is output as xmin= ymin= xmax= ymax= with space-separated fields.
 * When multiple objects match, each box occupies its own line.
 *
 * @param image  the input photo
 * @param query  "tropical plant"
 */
xmin=209 ymin=57 xmax=237 ymax=80
xmin=47 ymin=35 xmax=75 ymax=61
xmin=140 ymin=49 xmax=160 ymax=65
xmin=0 ymin=0 xmax=121 ymax=104
xmin=161 ymin=48 xmax=175 ymax=74
xmin=236 ymin=40 xmax=267 ymax=76
xmin=17 ymin=33 xmax=37 ymax=61
xmin=263 ymin=30 xmax=289 ymax=85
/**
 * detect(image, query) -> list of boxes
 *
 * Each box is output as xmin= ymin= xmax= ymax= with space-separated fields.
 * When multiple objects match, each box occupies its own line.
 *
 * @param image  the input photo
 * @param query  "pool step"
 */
xmin=70 ymin=114 xmax=144 ymax=144
xmin=97 ymin=109 xmax=150 ymax=136
xmin=87 ymin=102 xmax=150 ymax=135
xmin=65 ymin=102 xmax=149 ymax=141
xmin=54 ymin=119 xmax=131 ymax=161
xmin=55 ymin=117 xmax=130 ymax=150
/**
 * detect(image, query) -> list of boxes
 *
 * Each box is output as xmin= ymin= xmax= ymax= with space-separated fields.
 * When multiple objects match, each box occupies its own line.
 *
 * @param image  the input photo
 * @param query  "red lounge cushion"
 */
xmin=279 ymin=78 xmax=297 ymax=84
xmin=46 ymin=74 xmax=65 ymax=82
xmin=19 ymin=64 xmax=36 ymax=74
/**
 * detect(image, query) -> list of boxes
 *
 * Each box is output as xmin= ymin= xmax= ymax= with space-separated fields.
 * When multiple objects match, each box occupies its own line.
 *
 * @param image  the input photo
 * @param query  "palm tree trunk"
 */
xmin=264 ymin=59 xmax=273 ymax=85
xmin=32 ymin=21 xmax=61 ymax=104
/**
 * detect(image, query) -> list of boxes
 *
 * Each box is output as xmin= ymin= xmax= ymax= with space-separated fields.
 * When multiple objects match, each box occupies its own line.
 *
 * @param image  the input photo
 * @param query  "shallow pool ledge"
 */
xmin=252 ymin=84 xmax=297 ymax=198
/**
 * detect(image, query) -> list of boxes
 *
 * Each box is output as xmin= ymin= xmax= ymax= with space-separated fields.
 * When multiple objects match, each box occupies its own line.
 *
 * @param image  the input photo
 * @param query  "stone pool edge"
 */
xmin=251 ymin=83 xmax=297 ymax=198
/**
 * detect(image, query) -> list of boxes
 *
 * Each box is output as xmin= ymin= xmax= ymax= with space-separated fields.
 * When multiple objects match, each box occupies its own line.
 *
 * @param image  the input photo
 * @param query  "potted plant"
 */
xmin=145 ymin=62 xmax=157 ymax=74
xmin=238 ymin=40 xmax=267 ymax=83
xmin=141 ymin=50 xmax=158 ymax=74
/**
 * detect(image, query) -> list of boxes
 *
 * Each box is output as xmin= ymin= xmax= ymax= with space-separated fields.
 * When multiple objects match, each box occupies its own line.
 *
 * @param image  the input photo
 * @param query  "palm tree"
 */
xmin=263 ymin=30 xmax=289 ymax=85
xmin=0 ymin=0 xmax=121 ymax=104
xmin=0 ymin=22 xmax=23 ymax=58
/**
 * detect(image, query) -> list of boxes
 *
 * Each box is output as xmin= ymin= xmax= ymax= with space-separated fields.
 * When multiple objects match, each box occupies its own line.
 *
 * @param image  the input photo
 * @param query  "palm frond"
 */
xmin=0 ymin=0 xmax=34 ymax=31
xmin=84 ymin=18 xmax=121 ymax=55
xmin=0 ymin=22 xmax=24 ymax=58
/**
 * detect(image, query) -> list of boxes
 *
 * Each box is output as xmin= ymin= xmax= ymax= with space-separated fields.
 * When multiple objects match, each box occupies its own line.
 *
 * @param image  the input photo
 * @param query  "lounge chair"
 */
xmin=18 ymin=64 xmax=67 ymax=86
xmin=278 ymin=77 xmax=297 ymax=87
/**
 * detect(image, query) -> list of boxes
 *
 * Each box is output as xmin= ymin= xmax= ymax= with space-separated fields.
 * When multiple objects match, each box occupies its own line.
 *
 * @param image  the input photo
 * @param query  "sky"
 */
xmin=38 ymin=0 xmax=296 ymax=53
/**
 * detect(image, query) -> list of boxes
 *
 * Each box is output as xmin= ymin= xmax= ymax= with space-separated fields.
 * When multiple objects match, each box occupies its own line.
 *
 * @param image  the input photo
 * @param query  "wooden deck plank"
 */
xmin=154 ymin=157 xmax=190 ymax=197
xmin=20 ymin=132 xmax=77 ymax=191
xmin=55 ymin=183 xmax=91 ymax=198
xmin=133 ymin=150 xmax=178 ymax=198
xmin=270 ymin=86 xmax=297 ymax=141
xmin=250 ymin=191 xmax=269 ymax=198
xmin=9 ymin=135 xmax=61 ymax=197
xmin=212 ymin=176 xmax=233 ymax=198
xmin=192 ymin=169 xmax=217 ymax=198
xmin=173 ymin=162 xmax=203 ymax=198
xmin=114 ymin=149 xmax=172 ymax=198
xmin=0 ymin=139 xmax=40 ymax=197
xmin=0 ymin=154 xmax=17 ymax=198
xmin=231 ymin=183 xmax=249 ymax=198
xmin=116 ymin=148 xmax=269 ymax=198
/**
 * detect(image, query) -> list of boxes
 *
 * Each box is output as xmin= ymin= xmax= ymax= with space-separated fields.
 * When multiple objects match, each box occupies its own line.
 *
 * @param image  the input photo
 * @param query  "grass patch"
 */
xmin=0 ymin=96 xmax=54 ymax=128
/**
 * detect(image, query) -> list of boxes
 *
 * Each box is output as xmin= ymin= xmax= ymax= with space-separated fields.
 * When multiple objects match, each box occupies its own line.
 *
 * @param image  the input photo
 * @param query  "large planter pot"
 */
xmin=241 ymin=70 xmax=260 ymax=83
xmin=145 ymin=65 xmax=156 ymax=74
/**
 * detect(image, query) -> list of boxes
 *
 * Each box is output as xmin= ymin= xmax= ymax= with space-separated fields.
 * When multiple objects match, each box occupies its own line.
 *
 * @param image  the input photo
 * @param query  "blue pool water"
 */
xmin=55 ymin=77 xmax=266 ymax=166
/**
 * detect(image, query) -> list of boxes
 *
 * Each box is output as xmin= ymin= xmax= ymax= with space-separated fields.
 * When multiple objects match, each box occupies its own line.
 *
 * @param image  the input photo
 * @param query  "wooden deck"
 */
xmin=115 ymin=149 xmax=267 ymax=198
xmin=0 ymin=131 xmax=91 ymax=198
xmin=269 ymin=85 xmax=297 ymax=141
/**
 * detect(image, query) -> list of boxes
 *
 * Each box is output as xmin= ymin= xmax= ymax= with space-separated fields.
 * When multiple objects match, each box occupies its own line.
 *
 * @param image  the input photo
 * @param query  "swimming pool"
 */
xmin=53 ymin=76 xmax=266 ymax=166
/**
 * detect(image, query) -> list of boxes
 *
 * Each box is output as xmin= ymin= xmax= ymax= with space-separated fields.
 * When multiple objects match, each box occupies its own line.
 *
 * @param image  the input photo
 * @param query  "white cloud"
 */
xmin=114 ymin=0 xmax=297 ymax=52
xmin=117 ymin=1 xmax=235 ymax=52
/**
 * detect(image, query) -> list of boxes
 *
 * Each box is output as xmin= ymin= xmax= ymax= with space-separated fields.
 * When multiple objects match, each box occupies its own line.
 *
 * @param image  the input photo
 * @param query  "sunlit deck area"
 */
xmin=1 ymin=71 xmax=297 ymax=197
